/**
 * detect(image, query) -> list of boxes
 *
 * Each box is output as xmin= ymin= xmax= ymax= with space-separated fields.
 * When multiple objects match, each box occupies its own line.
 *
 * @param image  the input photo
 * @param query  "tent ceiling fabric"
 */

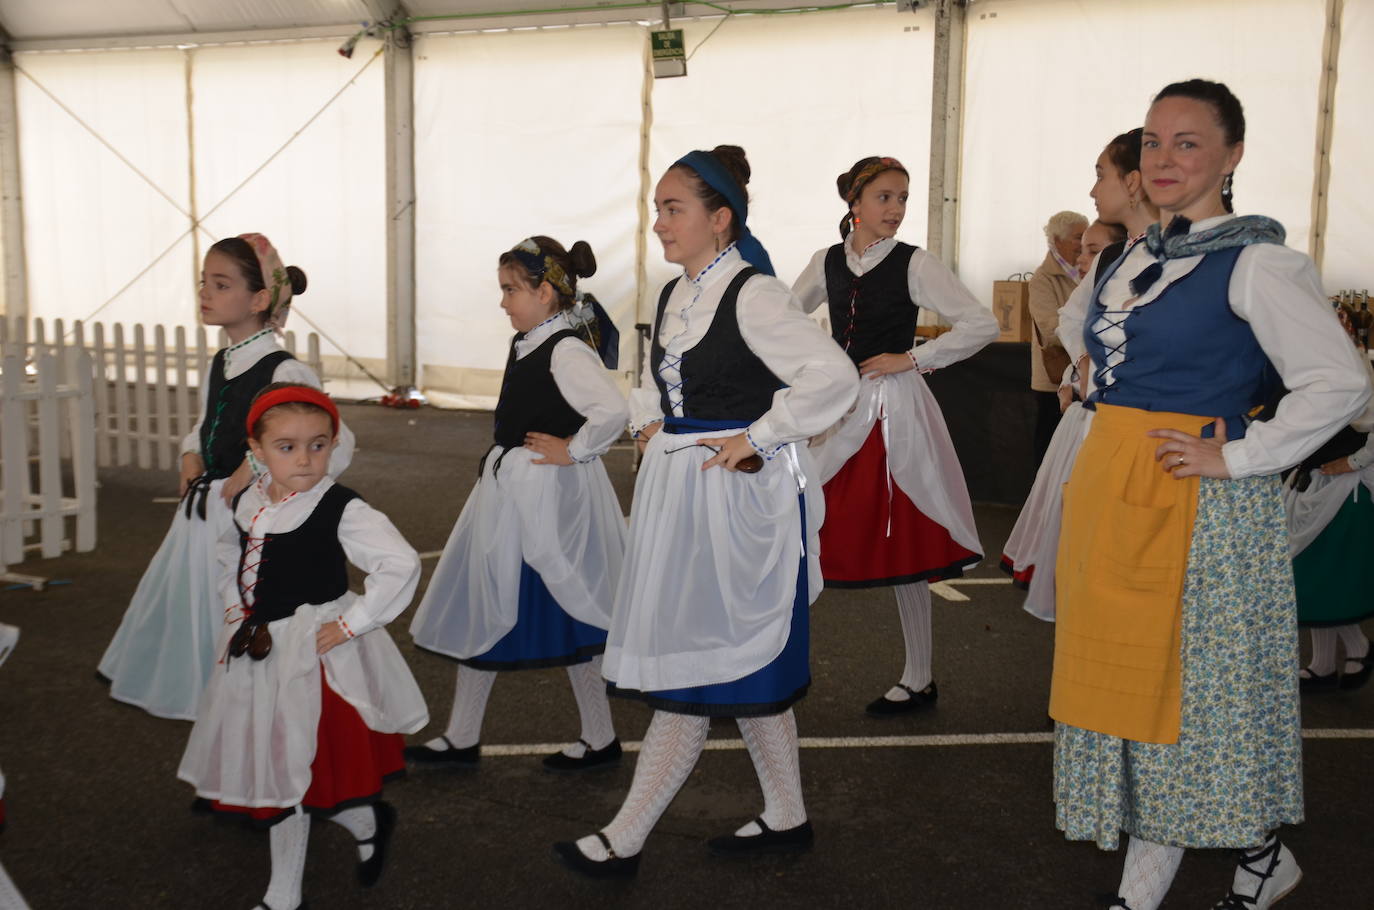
xmin=0 ymin=0 xmax=677 ymax=41
xmin=0 ymin=0 xmax=379 ymax=40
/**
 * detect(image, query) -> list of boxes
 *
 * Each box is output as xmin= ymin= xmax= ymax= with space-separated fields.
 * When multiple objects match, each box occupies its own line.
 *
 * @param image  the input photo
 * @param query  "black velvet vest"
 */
xmin=491 ymin=329 xmax=587 ymax=449
xmin=200 ymin=348 xmax=294 ymax=479
xmin=235 ymin=484 xmax=359 ymax=624
xmin=650 ymin=267 xmax=784 ymax=423
xmin=1093 ymin=240 xmax=1128 ymax=289
xmin=823 ymin=242 xmax=919 ymax=366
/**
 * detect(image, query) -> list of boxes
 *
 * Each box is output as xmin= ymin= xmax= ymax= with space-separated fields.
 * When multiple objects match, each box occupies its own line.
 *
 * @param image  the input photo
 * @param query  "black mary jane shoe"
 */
xmin=402 ymin=736 xmax=480 ymax=766
xmin=864 ymin=681 xmax=939 ymax=717
xmin=553 ymin=832 xmax=640 ymax=879
xmin=543 ymin=738 xmax=623 ymax=772
xmin=1339 ymin=652 xmax=1374 ymax=691
xmin=1298 ymin=668 xmax=1340 ymax=693
xmin=355 ymin=801 xmax=396 ymax=888
xmin=707 ymin=817 xmax=814 ymax=856
xmin=1096 ymin=895 xmax=1134 ymax=909
xmin=190 ymin=796 xmax=213 ymax=815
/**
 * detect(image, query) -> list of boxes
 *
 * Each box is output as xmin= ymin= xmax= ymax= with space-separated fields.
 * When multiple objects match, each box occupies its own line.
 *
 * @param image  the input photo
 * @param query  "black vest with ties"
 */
xmin=650 ymin=267 xmax=785 ymax=423
xmin=200 ymin=348 xmax=295 ymax=480
xmin=823 ymin=242 xmax=919 ymax=366
xmin=235 ymin=483 xmax=358 ymax=625
xmin=492 ymin=328 xmax=588 ymax=449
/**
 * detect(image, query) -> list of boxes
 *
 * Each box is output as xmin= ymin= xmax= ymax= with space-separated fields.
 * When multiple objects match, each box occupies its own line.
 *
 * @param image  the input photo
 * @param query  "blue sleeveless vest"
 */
xmin=1085 ymin=246 xmax=1279 ymax=438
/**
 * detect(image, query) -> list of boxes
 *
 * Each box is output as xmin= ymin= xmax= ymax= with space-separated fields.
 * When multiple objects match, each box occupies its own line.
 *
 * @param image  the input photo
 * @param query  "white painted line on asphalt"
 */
xmin=464 ymin=728 xmax=1374 ymax=758
xmin=930 ymin=577 xmax=1013 ymax=602
xmin=418 ymin=551 xmax=444 ymax=560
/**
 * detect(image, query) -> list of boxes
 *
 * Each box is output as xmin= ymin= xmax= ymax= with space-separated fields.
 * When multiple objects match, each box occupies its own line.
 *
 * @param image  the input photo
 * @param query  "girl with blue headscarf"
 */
xmin=555 ymin=146 xmax=858 ymax=876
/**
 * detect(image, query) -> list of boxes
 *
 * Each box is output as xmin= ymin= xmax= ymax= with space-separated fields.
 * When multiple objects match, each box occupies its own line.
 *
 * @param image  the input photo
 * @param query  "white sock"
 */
xmin=1305 ymin=628 xmax=1338 ymax=677
xmin=1337 ymin=623 xmax=1370 ymax=671
xmin=576 ymin=711 xmax=709 ymax=860
xmin=1117 ymin=835 xmax=1183 ymax=910
xmin=734 ymin=710 xmax=807 ymax=836
xmin=562 ymin=659 xmax=616 ymax=757
xmin=0 ymin=860 xmax=30 ymax=910
xmin=888 ymin=582 xmax=933 ymax=700
xmin=263 ymin=808 xmax=310 ymax=910
xmin=329 ymin=805 xmax=378 ymax=862
xmin=431 ymin=666 xmax=496 ymax=751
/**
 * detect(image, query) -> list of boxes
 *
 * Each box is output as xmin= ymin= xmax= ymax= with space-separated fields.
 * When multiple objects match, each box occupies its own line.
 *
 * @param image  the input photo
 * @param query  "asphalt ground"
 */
xmin=1 ymin=403 xmax=1370 ymax=909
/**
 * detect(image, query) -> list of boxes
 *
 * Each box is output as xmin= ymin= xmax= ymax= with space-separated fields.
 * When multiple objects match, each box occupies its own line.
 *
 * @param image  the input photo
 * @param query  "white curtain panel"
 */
xmin=958 ymin=0 xmax=1326 ymax=306
xmin=190 ymin=40 xmax=387 ymax=362
xmin=1322 ymin=0 xmax=1373 ymax=294
xmin=413 ymin=25 xmax=646 ymax=398
xmin=645 ymin=7 xmax=936 ymax=316
xmin=16 ymin=49 xmax=194 ymax=330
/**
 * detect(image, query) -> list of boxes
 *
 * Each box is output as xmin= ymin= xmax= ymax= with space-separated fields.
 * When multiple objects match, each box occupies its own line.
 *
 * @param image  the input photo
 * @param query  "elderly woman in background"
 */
xmin=1028 ymin=210 xmax=1088 ymax=463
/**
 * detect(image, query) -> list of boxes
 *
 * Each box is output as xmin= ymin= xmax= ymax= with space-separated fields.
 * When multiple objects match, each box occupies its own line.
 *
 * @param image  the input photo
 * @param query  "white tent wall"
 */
xmin=13 ymin=41 xmax=386 ymax=367
xmin=413 ymin=25 xmax=645 ymax=405
xmin=958 ymin=0 xmax=1327 ymax=305
xmin=1323 ymin=0 xmax=1373 ymax=295
xmin=188 ymin=41 xmax=388 ymax=369
xmin=16 ymin=49 xmax=194 ymax=330
xmin=644 ymin=7 xmax=935 ymax=309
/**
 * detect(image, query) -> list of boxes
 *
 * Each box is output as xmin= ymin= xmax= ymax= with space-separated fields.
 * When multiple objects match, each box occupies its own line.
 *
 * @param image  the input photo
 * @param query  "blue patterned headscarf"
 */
xmin=674 ymin=150 xmax=776 ymax=277
xmin=1130 ymin=214 xmax=1285 ymax=295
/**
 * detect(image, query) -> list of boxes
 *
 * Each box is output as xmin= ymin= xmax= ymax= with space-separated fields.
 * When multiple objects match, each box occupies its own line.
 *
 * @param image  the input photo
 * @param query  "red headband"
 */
xmin=246 ymin=386 xmax=340 ymax=438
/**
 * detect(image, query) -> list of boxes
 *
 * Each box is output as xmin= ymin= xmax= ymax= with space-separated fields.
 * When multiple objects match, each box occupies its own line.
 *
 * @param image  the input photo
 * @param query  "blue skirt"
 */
xmin=610 ymin=485 xmax=811 ymax=718
xmin=460 ymin=562 xmax=606 ymax=670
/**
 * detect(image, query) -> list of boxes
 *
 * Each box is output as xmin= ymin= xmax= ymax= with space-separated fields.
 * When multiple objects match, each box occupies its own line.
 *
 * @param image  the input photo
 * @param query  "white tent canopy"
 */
xmin=1 ymin=0 xmax=1368 ymax=405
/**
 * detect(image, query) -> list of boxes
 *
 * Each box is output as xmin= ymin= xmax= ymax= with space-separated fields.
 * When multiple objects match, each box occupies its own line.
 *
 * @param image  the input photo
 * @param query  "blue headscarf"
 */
xmin=674 ymin=150 xmax=776 ymax=277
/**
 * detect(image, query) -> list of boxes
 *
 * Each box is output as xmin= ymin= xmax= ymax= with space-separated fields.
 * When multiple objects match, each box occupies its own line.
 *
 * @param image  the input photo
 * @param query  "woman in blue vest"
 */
xmin=792 ymin=156 xmax=997 ymax=716
xmin=1051 ymin=80 xmax=1370 ymax=910
xmin=555 ymin=146 xmax=858 ymax=876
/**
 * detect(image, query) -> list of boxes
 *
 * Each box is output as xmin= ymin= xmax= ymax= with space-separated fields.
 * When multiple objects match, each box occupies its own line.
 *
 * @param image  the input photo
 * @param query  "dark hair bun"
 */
xmin=836 ymin=171 xmax=855 ymax=202
xmin=286 ymin=265 xmax=308 ymax=296
xmin=568 ymin=240 xmax=597 ymax=279
xmin=709 ymin=145 xmax=751 ymax=189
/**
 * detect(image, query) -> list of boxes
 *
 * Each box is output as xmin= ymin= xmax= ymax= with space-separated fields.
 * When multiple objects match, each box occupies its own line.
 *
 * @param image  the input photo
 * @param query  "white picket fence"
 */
xmin=0 ymin=317 xmax=322 ymax=471
xmin=0 ymin=343 xmax=96 ymax=579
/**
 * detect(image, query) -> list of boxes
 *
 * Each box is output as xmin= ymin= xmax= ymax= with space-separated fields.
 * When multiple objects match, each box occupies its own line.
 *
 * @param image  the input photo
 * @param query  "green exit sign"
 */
xmin=651 ymin=29 xmax=686 ymax=78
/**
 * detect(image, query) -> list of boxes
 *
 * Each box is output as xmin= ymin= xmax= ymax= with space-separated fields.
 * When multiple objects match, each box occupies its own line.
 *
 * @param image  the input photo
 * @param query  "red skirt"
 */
xmin=820 ymin=424 xmax=979 ymax=588
xmin=213 ymin=674 xmax=405 ymax=827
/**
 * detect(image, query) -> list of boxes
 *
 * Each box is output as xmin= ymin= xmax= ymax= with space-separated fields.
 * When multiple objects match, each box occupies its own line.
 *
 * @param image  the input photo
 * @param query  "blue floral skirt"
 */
xmin=1053 ymin=474 xmax=1304 ymax=850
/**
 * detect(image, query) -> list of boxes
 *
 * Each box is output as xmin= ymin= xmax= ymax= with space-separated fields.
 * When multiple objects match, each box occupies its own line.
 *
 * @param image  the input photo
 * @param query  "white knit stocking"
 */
xmin=1116 ymin=835 xmax=1183 ymax=910
xmin=329 ymin=805 xmax=377 ymax=861
xmin=0 ymin=861 xmax=29 ymax=910
xmin=421 ymin=666 xmax=496 ymax=752
xmin=576 ymin=711 xmax=709 ymax=859
xmin=734 ymin=710 xmax=807 ymax=836
xmin=1305 ymin=628 xmax=1338 ymax=677
xmin=562 ymin=658 xmax=617 ymax=757
xmin=263 ymin=809 xmax=310 ymax=910
xmin=1337 ymin=623 xmax=1370 ymax=670
xmin=890 ymin=581 xmax=934 ymax=698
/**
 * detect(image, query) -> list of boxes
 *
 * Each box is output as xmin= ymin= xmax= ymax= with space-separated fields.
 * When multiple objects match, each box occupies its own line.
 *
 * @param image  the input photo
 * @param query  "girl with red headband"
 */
xmin=98 ymin=235 xmax=356 ymax=723
xmin=179 ymin=383 xmax=425 ymax=910
xmin=793 ymin=156 xmax=997 ymax=717
xmin=408 ymin=237 xmax=628 ymax=771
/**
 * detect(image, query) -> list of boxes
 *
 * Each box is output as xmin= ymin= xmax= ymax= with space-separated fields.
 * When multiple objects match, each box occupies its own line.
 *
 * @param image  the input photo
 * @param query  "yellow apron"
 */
xmin=1050 ymin=403 xmax=1208 ymax=744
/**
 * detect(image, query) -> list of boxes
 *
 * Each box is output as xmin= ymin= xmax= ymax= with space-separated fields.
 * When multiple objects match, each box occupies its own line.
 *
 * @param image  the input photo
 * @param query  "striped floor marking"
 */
xmin=930 ymin=577 xmax=1013 ymax=602
xmin=465 ymin=728 xmax=1374 ymax=758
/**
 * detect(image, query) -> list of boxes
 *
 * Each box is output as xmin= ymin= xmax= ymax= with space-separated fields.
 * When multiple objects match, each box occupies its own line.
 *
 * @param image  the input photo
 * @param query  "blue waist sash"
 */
xmin=663 ymin=416 xmax=752 ymax=434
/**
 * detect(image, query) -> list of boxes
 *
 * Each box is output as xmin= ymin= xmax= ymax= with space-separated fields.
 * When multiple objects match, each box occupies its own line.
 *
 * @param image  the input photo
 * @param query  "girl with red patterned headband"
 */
xmin=793 ymin=156 xmax=997 ymax=717
xmin=98 ymin=234 xmax=356 ymax=724
xmin=178 ymin=383 xmax=425 ymax=910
